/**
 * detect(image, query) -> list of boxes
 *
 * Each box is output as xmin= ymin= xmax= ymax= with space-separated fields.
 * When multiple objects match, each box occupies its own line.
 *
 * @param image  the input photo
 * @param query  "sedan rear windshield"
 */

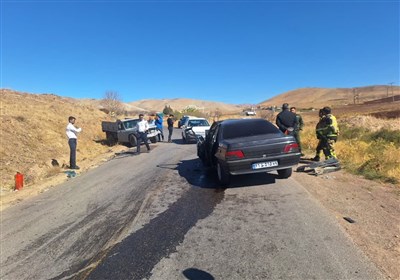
xmin=222 ymin=120 xmax=280 ymax=139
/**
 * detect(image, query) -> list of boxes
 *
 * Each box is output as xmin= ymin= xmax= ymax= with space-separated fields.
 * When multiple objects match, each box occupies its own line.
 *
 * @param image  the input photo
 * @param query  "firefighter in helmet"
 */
xmin=315 ymin=106 xmax=339 ymax=160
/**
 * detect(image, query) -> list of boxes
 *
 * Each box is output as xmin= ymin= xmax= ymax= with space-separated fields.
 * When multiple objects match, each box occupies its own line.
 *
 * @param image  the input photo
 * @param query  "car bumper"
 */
xmin=185 ymin=133 xmax=203 ymax=143
xmin=224 ymin=153 xmax=301 ymax=175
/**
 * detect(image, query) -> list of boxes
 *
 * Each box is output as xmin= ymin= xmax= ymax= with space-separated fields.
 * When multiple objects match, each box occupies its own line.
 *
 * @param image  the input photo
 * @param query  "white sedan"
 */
xmin=182 ymin=118 xmax=211 ymax=143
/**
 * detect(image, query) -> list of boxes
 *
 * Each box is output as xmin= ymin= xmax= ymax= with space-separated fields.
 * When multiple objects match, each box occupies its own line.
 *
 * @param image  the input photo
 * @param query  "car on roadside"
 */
xmin=102 ymin=118 xmax=160 ymax=147
xmin=182 ymin=117 xmax=211 ymax=143
xmin=178 ymin=115 xmax=191 ymax=128
xmin=178 ymin=115 xmax=196 ymax=129
xmin=197 ymin=118 xmax=301 ymax=185
xmin=245 ymin=111 xmax=256 ymax=116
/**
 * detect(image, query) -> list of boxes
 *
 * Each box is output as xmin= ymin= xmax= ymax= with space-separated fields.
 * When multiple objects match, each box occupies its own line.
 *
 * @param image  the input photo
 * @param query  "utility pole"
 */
xmin=353 ymin=88 xmax=359 ymax=104
xmin=389 ymin=82 xmax=395 ymax=102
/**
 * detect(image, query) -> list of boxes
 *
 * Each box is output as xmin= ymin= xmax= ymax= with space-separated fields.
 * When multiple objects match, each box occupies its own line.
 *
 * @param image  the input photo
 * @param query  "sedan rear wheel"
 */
xmin=217 ymin=161 xmax=230 ymax=186
xmin=277 ymin=167 xmax=292 ymax=179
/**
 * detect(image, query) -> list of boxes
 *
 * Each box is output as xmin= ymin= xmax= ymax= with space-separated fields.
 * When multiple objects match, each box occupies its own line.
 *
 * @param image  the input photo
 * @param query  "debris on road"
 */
xmin=343 ymin=217 xmax=356 ymax=223
xmin=296 ymin=158 xmax=341 ymax=176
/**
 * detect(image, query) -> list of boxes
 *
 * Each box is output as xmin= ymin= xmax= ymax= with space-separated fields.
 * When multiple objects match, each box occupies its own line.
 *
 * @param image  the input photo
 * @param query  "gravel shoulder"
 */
xmin=292 ymin=168 xmax=400 ymax=280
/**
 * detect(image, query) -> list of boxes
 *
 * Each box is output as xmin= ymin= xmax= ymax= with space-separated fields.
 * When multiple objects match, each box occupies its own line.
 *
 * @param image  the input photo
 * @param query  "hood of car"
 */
xmin=190 ymin=126 xmax=211 ymax=135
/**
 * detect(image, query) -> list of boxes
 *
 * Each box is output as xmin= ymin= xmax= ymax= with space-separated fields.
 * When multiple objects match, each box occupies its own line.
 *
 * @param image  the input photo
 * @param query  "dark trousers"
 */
xmin=293 ymin=131 xmax=302 ymax=152
xmin=136 ymin=132 xmax=150 ymax=152
xmin=68 ymin=138 xmax=77 ymax=168
xmin=321 ymin=138 xmax=337 ymax=159
xmin=315 ymin=139 xmax=323 ymax=157
xmin=168 ymin=127 xmax=173 ymax=142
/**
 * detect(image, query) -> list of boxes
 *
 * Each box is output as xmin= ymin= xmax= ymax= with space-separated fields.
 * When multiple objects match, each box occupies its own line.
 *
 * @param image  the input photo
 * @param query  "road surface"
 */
xmin=0 ymin=129 xmax=384 ymax=280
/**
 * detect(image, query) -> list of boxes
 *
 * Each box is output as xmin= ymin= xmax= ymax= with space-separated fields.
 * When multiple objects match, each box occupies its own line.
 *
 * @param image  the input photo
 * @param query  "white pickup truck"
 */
xmin=102 ymin=118 xmax=160 ymax=146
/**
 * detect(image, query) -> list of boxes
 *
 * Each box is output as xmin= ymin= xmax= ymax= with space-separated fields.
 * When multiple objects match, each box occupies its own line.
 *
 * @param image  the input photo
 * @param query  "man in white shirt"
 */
xmin=136 ymin=114 xmax=151 ymax=154
xmin=66 ymin=116 xmax=82 ymax=169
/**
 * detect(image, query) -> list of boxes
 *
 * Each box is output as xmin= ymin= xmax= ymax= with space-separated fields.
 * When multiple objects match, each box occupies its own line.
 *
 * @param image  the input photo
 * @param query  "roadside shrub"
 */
xmin=15 ymin=116 xmax=26 ymax=122
xmin=302 ymin=119 xmax=400 ymax=185
xmin=339 ymin=124 xmax=369 ymax=140
xmin=366 ymin=129 xmax=400 ymax=147
xmin=300 ymin=127 xmax=319 ymax=152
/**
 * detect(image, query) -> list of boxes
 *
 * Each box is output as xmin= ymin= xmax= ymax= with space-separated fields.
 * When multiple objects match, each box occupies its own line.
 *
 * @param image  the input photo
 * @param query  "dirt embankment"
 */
xmin=0 ymin=89 xmax=115 ymax=191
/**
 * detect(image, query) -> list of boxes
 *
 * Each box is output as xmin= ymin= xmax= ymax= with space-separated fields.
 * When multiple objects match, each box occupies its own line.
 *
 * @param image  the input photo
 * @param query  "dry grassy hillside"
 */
xmin=259 ymin=85 xmax=400 ymax=109
xmin=0 ymin=89 xmax=115 ymax=190
xmin=129 ymin=98 xmax=242 ymax=114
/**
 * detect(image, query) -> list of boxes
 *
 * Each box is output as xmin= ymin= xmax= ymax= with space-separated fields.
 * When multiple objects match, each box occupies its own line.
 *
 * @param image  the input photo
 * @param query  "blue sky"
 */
xmin=2 ymin=0 xmax=399 ymax=105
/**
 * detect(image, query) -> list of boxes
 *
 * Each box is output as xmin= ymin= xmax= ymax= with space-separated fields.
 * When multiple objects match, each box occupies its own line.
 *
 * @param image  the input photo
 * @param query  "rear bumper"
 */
xmin=225 ymin=153 xmax=301 ymax=175
xmin=147 ymin=129 xmax=159 ymax=138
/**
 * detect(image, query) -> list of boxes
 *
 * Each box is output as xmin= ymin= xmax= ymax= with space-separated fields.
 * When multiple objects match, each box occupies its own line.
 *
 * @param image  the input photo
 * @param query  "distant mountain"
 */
xmin=128 ymin=98 xmax=241 ymax=114
xmin=79 ymin=98 xmax=147 ymax=112
xmin=258 ymin=85 xmax=400 ymax=109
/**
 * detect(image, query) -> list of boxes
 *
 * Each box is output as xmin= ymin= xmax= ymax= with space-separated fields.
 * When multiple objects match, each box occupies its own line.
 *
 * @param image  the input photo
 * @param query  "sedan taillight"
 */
xmin=225 ymin=150 xmax=244 ymax=159
xmin=283 ymin=143 xmax=299 ymax=153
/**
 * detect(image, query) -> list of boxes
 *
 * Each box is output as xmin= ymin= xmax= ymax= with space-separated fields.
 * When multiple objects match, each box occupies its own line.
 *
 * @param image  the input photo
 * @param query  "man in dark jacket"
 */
xmin=276 ymin=103 xmax=297 ymax=135
xmin=167 ymin=114 xmax=175 ymax=143
xmin=290 ymin=106 xmax=304 ymax=155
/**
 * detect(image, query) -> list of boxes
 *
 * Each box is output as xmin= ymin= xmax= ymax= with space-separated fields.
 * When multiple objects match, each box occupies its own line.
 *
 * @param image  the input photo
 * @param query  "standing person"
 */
xmin=135 ymin=114 xmax=151 ymax=154
xmin=290 ymin=107 xmax=304 ymax=156
xmin=316 ymin=106 xmax=339 ymax=160
xmin=313 ymin=109 xmax=325 ymax=161
xmin=66 ymin=116 xmax=82 ymax=169
xmin=167 ymin=114 xmax=175 ymax=143
xmin=276 ymin=103 xmax=297 ymax=135
xmin=148 ymin=114 xmax=156 ymax=125
xmin=155 ymin=113 xmax=164 ymax=141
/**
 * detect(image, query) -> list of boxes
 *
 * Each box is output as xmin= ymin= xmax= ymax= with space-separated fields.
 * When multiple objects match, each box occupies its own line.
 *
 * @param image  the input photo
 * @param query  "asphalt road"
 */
xmin=0 ymin=128 xmax=384 ymax=280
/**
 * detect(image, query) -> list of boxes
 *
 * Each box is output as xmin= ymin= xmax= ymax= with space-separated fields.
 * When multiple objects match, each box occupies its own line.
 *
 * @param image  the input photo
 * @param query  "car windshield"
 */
xmin=188 ymin=119 xmax=210 ymax=127
xmin=222 ymin=119 xmax=279 ymax=139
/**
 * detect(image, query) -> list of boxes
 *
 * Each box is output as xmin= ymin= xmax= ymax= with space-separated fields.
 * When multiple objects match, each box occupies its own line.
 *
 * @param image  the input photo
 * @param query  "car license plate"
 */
xmin=252 ymin=161 xmax=278 ymax=169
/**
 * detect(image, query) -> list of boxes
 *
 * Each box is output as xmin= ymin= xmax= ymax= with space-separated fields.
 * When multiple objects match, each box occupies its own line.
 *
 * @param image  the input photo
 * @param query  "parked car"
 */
xmin=197 ymin=118 xmax=301 ymax=185
xmin=178 ymin=115 xmax=196 ymax=129
xmin=102 ymin=118 xmax=160 ymax=147
xmin=181 ymin=117 xmax=211 ymax=143
xmin=178 ymin=115 xmax=190 ymax=128
xmin=245 ymin=111 xmax=256 ymax=116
